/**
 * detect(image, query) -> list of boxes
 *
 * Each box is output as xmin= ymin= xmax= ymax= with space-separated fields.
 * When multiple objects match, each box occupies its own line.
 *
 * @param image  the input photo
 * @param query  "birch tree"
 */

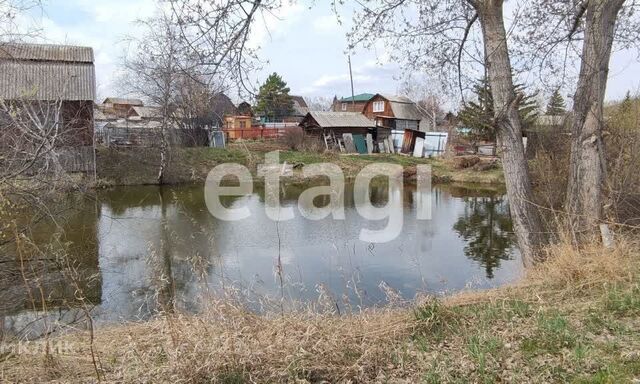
xmin=123 ymin=10 xmax=193 ymax=184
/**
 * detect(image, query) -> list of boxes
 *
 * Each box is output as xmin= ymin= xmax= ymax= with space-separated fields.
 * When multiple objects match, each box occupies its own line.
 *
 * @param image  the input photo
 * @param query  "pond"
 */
xmin=0 ymin=182 xmax=522 ymax=338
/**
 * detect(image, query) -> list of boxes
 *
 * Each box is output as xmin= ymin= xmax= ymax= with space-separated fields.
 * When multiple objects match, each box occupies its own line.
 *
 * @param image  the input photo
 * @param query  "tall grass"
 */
xmin=2 ymin=235 xmax=638 ymax=383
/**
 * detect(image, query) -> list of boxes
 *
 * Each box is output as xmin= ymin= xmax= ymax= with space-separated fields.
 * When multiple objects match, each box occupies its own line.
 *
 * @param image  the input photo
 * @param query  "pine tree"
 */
xmin=620 ymin=91 xmax=633 ymax=115
xmin=458 ymin=77 xmax=539 ymax=141
xmin=255 ymin=73 xmax=294 ymax=122
xmin=546 ymin=89 xmax=567 ymax=116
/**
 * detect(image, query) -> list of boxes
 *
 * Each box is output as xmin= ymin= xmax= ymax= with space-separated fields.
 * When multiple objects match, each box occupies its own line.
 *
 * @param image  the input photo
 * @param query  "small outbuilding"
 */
xmin=300 ymin=111 xmax=376 ymax=136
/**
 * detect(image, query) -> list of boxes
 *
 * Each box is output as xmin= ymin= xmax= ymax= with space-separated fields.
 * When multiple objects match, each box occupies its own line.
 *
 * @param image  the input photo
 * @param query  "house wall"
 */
xmin=332 ymin=101 xmax=369 ymax=113
xmin=363 ymin=95 xmax=394 ymax=121
xmin=224 ymin=116 xmax=252 ymax=130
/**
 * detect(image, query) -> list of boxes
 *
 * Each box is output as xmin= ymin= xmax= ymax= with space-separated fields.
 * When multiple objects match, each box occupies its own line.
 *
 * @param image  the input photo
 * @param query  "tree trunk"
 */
xmin=477 ymin=1 xmax=548 ymax=267
xmin=566 ymin=0 xmax=624 ymax=241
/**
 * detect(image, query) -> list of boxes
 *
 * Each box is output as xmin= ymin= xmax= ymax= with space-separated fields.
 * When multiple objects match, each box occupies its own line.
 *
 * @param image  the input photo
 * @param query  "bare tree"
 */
xmin=516 ymin=0 xmax=640 ymax=240
xmin=168 ymin=0 xmax=285 ymax=96
xmin=306 ymin=96 xmax=333 ymax=112
xmin=0 ymin=0 xmax=41 ymax=42
xmin=122 ymin=10 xmax=193 ymax=184
xmin=345 ymin=0 xmax=549 ymax=266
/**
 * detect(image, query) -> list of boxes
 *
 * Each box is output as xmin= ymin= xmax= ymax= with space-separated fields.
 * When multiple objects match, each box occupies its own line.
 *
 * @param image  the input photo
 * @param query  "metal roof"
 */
xmin=305 ymin=111 xmax=375 ymax=128
xmin=0 ymin=43 xmax=95 ymax=101
xmin=0 ymin=43 xmax=94 ymax=63
xmin=340 ymin=93 xmax=374 ymax=102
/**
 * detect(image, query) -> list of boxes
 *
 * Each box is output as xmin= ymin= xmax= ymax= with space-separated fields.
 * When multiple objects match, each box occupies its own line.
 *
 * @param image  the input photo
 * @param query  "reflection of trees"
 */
xmin=453 ymin=196 xmax=515 ymax=278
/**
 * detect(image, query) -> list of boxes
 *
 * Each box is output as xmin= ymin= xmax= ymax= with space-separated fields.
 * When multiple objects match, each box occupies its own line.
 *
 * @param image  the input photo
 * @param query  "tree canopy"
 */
xmin=254 ymin=73 xmax=294 ymax=122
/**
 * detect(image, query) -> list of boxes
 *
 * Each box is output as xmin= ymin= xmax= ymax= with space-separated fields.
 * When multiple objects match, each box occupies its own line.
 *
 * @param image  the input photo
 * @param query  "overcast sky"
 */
xmin=22 ymin=0 xmax=640 ymax=108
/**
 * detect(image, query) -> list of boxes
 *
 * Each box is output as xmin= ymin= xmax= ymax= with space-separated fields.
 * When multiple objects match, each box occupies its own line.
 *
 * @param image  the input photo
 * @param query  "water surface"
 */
xmin=0 ymin=182 xmax=522 ymax=337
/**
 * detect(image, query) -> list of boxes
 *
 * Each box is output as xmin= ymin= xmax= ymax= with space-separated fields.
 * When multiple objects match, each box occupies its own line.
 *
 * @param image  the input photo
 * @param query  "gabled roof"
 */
xmin=303 ymin=111 xmax=375 ymax=128
xmin=339 ymin=93 xmax=375 ymax=103
xmin=0 ymin=43 xmax=95 ymax=101
xmin=291 ymin=95 xmax=309 ymax=116
xmin=370 ymin=94 xmax=423 ymax=121
xmin=103 ymin=98 xmax=144 ymax=106
xmin=291 ymin=95 xmax=308 ymax=108
xmin=131 ymin=106 xmax=161 ymax=119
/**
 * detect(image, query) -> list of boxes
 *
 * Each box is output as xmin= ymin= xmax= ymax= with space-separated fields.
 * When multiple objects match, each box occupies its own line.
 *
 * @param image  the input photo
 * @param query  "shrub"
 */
xmin=280 ymin=127 xmax=305 ymax=150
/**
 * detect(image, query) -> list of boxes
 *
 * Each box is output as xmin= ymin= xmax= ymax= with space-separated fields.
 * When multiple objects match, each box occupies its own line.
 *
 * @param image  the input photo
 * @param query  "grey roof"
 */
xmin=305 ymin=111 xmax=375 ymax=128
xmin=291 ymin=95 xmax=309 ymax=116
xmin=379 ymin=94 xmax=423 ymax=121
xmin=103 ymin=98 xmax=143 ymax=106
xmin=131 ymin=106 xmax=161 ymax=119
xmin=0 ymin=43 xmax=95 ymax=101
xmin=0 ymin=43 xmax=94 ymax=62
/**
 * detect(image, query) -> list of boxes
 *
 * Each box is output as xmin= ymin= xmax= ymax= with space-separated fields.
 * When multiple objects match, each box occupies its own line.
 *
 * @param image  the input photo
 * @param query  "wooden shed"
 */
xmin=300 ymin=111 xmax=377 ymax=136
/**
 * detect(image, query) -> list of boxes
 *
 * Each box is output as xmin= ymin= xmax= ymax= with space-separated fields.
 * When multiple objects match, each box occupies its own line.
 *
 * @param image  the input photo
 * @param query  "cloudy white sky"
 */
xmin=20 ymin=0 xmax=640 ymax=108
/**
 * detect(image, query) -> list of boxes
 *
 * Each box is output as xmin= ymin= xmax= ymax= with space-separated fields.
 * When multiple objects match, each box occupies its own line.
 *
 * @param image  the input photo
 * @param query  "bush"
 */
xmin=280 ymin=127 xmax=322 ymax=152
xmin=280 ymin=127 xmax=305 ymax=150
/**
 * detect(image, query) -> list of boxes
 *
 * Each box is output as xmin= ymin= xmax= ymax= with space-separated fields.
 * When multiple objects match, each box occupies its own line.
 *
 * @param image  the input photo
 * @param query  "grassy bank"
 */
xmin=96 ymin=141 xmax=504 ymax=186
xmin=2 ymin=239 xmax=639 ymax=383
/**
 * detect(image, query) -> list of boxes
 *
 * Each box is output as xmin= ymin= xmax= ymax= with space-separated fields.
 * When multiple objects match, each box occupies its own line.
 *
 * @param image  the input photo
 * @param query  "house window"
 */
xmin=239 ymin=120 xmax=247 ymax=129
xmin=373 ymin=101 xmax=385 ymax=113
xmin=341 ymin=103 xmax=347 ymax=111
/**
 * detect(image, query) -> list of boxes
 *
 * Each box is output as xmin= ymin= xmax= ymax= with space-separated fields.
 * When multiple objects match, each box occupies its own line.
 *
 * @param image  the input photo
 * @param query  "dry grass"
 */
xmin=2 ymin=238 xmax=640 ymax=383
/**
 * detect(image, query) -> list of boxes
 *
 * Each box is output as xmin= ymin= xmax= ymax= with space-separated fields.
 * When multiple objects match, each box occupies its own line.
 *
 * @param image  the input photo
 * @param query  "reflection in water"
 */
xmin=0 ymin=182 xmax=522 ymax=337
xmin=453 ymin=195 xmax=515 ymax=278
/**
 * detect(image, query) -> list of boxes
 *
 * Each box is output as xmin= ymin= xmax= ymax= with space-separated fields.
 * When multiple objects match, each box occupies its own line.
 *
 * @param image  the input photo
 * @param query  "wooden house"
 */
xmin=0 ymin=43 xmax=96 ymax=147
xmin=362 ymin=94 xmax=423 ymax=131
xmin=331 ymin=93 xmax=374 ymax=113
xmin=102 ymin=98 xmax=144 ymax=118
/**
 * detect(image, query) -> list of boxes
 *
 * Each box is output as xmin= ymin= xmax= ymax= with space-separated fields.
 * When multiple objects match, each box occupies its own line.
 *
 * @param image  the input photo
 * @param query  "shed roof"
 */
xmin=131 ymin=106 xmax=161 ymax=119
xmin=0 ymin=43 xmax=95 ymax=101
xmin=103 ymin=98 xmax=144 ymax=106
xmin=304 ymin=111 xmax=375 ymax=128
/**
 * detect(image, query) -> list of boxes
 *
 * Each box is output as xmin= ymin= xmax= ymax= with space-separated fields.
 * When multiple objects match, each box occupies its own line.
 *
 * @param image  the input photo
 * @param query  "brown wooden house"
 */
xmin=362 ymin=94 xmax=423 ymax=131
xmin=331 ymin=93 xmax=374 ymax=113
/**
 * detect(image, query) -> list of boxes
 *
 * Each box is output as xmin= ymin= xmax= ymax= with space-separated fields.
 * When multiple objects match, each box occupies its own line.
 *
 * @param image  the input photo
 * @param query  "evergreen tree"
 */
xmin=546 ymin=89 xmax=567 ymax=116
xmin=458 ymin=77 xmax=539 ymax=141
xmin=620 ymin=91 xmax=633 ymax=115
xmin=255 ymin=73 xmax=294 ymax=122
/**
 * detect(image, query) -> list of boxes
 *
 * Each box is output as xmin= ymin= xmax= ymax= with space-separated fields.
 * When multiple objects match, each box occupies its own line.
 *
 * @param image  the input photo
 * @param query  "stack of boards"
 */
xmin=340 ymin=133 xmax=397 ymax=155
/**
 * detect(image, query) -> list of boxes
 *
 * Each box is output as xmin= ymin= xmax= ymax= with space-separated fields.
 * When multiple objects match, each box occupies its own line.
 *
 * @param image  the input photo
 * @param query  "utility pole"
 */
xmin=348 ymin=54 xmax=355 ymax=109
